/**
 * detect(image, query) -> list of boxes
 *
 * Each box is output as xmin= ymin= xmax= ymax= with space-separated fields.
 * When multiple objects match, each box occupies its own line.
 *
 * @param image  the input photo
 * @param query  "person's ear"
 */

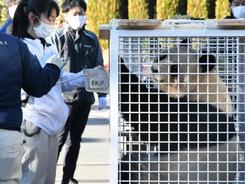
xmin=28 ymin=12 xmax=38 ymax=26
xmin=81 ymin=8 xmax=86 ymax=16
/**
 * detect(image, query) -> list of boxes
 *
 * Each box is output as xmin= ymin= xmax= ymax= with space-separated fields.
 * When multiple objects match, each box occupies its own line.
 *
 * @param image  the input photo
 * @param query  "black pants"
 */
xmin=58 ymin=104 xmax=91 ymax=183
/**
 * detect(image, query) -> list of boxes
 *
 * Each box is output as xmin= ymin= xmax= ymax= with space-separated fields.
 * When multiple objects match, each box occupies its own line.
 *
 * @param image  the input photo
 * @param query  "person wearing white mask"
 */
xmin=51 ymin=0 xmax=107 ymax=183
xmin=228 ymin=0 xmax=245 ymax=19
xmin=11 ymin=0 xmax=109 ymax=183
xmin=0 ymin=0 xmax=20 ymax=34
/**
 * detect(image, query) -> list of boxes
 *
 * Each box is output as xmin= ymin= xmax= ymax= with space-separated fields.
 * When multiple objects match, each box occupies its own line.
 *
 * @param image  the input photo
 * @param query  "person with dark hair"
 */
xmin=0 ymin=0 xmax=20 ymax=34
xmin=51 ymin=0 xmax=107 ymax=183
xmin=12 ymin=0 xmax=108 ymax=183
xmin=12 ymin=0 xmax=67 ymax=183
xmin=0 ymin=33 xmax=62 ymax=183
xmin=227 ymin=0 xmax=245 ymax=18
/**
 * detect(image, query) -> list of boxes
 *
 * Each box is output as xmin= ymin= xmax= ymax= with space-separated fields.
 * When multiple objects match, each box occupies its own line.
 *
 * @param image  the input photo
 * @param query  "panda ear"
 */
xmin=120 ymin=57 xmax=125 ymax=64
xmin=199 ymin=54 xmax=216 ymax=73
xmin=120 ymin=57 xmax=130 ymax=74
xmin=180 ymin=38 xmax=191 ymax=47
xmin=160 ymin=55 xmax=167 ymax=61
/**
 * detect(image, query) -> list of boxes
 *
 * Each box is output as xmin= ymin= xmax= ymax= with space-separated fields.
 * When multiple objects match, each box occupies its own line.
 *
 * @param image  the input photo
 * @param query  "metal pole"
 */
xmin=109 ymin=29 xmax=119 ymax=184
xmin=239 ymin=37 xmax=245 ymax=181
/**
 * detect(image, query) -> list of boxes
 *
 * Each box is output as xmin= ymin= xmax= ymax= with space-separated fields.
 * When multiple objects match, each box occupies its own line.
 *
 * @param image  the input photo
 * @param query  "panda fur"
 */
xmin=151 ymin=46 xmax=232 ymax=114
xmin=119 ymin=53 xmax=238 ymax=183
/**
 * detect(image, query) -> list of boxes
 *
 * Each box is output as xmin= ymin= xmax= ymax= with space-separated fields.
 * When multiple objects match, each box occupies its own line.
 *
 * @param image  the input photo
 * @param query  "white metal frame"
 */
xmin=109 ymin=23 xmax=245 ymax=183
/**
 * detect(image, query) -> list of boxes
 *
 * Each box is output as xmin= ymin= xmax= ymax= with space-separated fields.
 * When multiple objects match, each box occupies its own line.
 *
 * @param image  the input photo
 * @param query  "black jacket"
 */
xmin=0 ymin=33 xmax=60 ymax=131
xmin=52 ymin=26 xmax=106 ymax=105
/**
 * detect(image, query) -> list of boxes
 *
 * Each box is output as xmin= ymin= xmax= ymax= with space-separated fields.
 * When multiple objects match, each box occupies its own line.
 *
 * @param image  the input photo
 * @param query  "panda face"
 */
xmin=151 ymin=47 xmax=202 ymax=98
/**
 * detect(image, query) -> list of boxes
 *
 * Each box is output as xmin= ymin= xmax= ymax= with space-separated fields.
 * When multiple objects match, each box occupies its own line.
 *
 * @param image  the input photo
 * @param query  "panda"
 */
xmin=151 ymin=46 xmax=232 ymax=114
xmin=119 ymin=47 xmax=238 ymax=183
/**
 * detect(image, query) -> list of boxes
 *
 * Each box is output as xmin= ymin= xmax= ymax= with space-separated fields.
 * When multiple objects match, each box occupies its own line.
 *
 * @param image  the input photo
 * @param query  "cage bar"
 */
xmin=107 ymin=19 xmax=245 ymax=184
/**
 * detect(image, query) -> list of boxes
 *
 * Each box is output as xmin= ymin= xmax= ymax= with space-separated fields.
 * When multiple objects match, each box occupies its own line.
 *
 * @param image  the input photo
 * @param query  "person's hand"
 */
xmin=83 ymin=66 xmax=109 ymax=93
xmin=46 ymin=55 xmax=67 ymax=69
xmin=99 ymin=97 xmax=107 ymax=109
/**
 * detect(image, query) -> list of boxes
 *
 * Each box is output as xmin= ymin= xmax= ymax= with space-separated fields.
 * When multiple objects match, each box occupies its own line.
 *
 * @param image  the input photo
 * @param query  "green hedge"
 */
xmin=187 ymin=0 xmax=208 ymax=19
xmin=0 ymin=0 xmax=232 ymax=50
xmin=128 ymin=0 xmax=149 ymax=19
xmin=0 ymin=0 xmax=7 ymax=25
xmin=157 ymin=0 xmax=179 ymax=20
xmin=87 ymin=0 xmax=119 ymax=49
xmin=216 ymin=0 xmax=230 ymax=19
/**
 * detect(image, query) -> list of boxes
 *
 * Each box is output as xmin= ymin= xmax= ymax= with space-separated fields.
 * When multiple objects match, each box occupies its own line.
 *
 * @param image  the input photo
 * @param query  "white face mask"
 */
xmin=34 ymin=20 xmax=55 ymax=38
xmin=8 ymin=5 xmax=17 ymax=18
xmin=66 ymin=15 xmax=86 ymax=30
xmin=232 ymin=6 xmax=245 ymax=19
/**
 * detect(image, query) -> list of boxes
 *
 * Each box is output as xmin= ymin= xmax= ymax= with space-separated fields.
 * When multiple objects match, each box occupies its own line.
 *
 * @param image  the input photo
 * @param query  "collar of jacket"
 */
xmin=67 ymin=25 xmax=86 ymax=41
xmin=24 ymin=32 xmax=51 ymax=48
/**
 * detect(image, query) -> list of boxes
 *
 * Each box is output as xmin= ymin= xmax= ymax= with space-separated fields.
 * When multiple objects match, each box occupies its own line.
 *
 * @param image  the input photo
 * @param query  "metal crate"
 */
xmin=109 ymin=20 xmax=245 ymax=184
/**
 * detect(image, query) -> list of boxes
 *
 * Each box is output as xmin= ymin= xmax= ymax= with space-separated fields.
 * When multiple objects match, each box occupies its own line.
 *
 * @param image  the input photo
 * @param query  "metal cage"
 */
xmin=109 ymin=20 xmax=245 ymax=184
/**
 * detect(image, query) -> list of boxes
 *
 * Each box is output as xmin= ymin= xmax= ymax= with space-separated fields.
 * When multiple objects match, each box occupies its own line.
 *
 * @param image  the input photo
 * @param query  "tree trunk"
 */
xmin=177 ymin=0 xmax=187 ymax=15
xmin=118 ymin=0 xmax=128 ymax=19
xmin=208 ymin=0 xmax=216 ymax=18
xmin=148 ymin=0 xmax=156 ymax=19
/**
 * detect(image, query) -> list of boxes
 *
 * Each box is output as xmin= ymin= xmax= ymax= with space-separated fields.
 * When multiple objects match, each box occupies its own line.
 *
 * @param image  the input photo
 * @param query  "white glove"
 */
xmin=99 ymin=97 xmax=107 ymax=109
xmin=46 ymin=55 xmax=67 ymax=69
xmin=83 ymin=66 xmax=109 ymax=94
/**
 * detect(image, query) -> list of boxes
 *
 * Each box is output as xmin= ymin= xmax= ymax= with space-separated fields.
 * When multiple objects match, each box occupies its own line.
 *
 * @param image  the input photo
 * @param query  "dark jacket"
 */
xmin=52 ymin=26 xmax=106 ymax=105
xmin=0 ymin=33 xmax=60 ymax=131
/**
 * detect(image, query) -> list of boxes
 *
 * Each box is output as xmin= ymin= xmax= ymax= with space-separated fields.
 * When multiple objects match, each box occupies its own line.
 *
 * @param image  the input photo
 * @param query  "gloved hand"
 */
xmin=83 ymin=66 xmax=109 ymax=94
xmin=46 ymin=55 xmax=67 ymax=69
xmin=99 ymin=97 xmax=107 ymax=109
